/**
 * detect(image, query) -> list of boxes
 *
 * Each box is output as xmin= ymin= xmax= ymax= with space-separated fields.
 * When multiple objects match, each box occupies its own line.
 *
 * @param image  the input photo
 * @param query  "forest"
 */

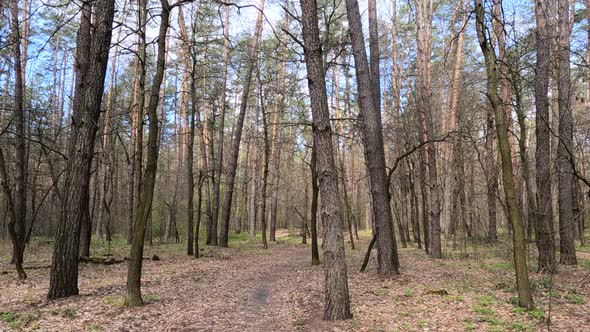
xmin=0 ymin=0 xmax=589 ymax=330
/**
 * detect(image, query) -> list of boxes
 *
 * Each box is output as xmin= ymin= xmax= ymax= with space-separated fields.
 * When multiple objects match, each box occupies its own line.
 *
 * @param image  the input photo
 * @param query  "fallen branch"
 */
xmin=360 ymin=233 xmax=377 ymax=272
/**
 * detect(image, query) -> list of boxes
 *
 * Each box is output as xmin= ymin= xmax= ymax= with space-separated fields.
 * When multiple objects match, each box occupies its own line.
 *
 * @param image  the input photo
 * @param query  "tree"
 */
xmin=534 ymin=0 xmax=557 ymax=273
xmin=415 ymin=0 xmax=442 ymax=258
xmin=218 ymin=0 xmax=266 ymax=247
xmin=475 ymin=0 xmax=534 ymax=309
xmin=556 ymin=0 xmax=577 ymax=265
xmin=48 ymin=0 xmax=115 ymax=298
xmin=300 ymin=0 xmax=352 ymax=320
xmin=345 ymin=0 xmax=400 ymax=274
xmin=310 ymin=144 xmax=320 ymax=265
xmin=212 ymin=4 xmax=231 ymax=247
xmin=125 ymin=0 xmax=170 ymax=306
xmin=5 ymin=0 xmax=27 ymax=280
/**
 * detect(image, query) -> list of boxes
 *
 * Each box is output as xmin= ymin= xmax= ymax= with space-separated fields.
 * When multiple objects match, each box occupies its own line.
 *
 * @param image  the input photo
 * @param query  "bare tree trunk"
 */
xmin=249 ymin=128 xmax=260 ymax=240
xmin=415 ymin=0 xmax=442 ymax=258
xmin=475 ymin=0 xmax=533 ymax=309
xmin=178 ymin=6 xmax=195 ymax=255
xmin=259 ymin=73 xmax=269 ymax=249
xmin=48 ymin=0 xmax=115 ymax=298
xmin=310 ymin=146 xmax=320 ymax=265
xmin=125 ymin=0 xmax=169 ymax=306
xmin=300 ymin=0 xmax=351 ymax=319
xmin=269 ymin=1 xmax=290 ymax=242
xmin=219 ymin=0 xmax=266 ymax=247
xmin=8 ymin=0 xmax=27 ymax=280
xmin=557 ymin=0 xmax=577 ymax=265
xmin=195 ymin=172 xmax=203 ymax=257
xmin=212 ymin=5 xmax=231 ymax=246
xmin=345 ymin=0 xmax=400 ymax=275
xmin=486 ymin=107 xmax=498 ymax=243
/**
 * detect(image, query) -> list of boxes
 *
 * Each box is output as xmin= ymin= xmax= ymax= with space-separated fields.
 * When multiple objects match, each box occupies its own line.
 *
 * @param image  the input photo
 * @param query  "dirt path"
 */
xmin=1 ymin=239 xmax=322 ymax=332
xmin=1 ymin=235 xmax=589 ymax=331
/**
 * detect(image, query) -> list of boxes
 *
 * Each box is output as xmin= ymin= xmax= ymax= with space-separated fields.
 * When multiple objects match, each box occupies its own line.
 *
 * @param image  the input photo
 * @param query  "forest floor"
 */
xmin=1 ymin=230 xmax=589 ymax=331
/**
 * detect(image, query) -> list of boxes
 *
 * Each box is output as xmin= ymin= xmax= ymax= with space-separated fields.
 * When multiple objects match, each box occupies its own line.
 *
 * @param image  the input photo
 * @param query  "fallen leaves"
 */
xmin=0 ymin=234 xmax=588 ymax=331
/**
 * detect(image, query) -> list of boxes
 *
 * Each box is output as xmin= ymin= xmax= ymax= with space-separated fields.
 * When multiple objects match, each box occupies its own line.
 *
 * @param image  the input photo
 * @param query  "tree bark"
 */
xmin=259 ymin=71 xmax=269 ymax=249
xmin=269 ymin=1 xmax=290 ymax=242
xmin=415 ymin=0 xmax=442 ymax=258
xmin=475 ymin=0 xmax=534 ymax=309
xmin=48 ymin=0 xmax=115 ymax=298
xmin=8 ymin=0 xmax=27 ymax=280
xmin=124 ymin=0 xmax=169 ymax=306
xmin=300 ymin=0 xmax=352 ymax=320
xmin=557 ymin=0 xmax=577 ymax=265
xmin=219 ymin=0 xmax=266 ymax=247
xmin=310 ymin=145 xmax=320 ymax=265
xmin=212 ymin=4 xmax=231 ymax=246
xmin=345 ymin=0 xmax=400 ymax=275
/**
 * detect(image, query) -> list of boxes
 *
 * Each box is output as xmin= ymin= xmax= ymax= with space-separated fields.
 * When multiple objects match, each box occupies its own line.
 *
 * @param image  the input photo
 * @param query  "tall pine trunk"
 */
xmin=48 ymin=0 xmax=115 ymax=298
xmin=345 ymin=0 xmax=400 ymax=274
xmin=219 ymin=0 xmax=266 ymax=247
xmin=124 ymin=0 xmax=169 ymax=306
xmin=300 ymin=0 xmax=352 ymax=319
xmin=475 ymin=0 xmax=533 ymax=309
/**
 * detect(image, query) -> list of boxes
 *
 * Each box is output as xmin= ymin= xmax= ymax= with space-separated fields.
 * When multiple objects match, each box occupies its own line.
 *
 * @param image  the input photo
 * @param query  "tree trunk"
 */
xmin=310 ymin=146 xmax=320 ymax=265
xmin=48 ymin=0 xmax=115 ymax=298
xmin=557 ymin=0 xmax=577 ymax=265
xmin=300 ymin=0 xmax=352 ymax=319
xmin=212 ymin=5 xmax=231 ymax=246
xmin=124 ymin=0 xmax=169 ymax=306
xmin=486 ymin=107 xmax=498 ymax=243
xmin=8 ymin=0 xmax=27 ymax=280
xmin=270 ymin=1 xmax=290 ymax=242
xmin=345 ymin=0 xmax=400 ymax=275
xmin=415 ymin=0 xmax=442 ymax=258
xmin=475 ymin=0 xmax=533 ymax=309
xmin=259 ymin=71 xmax=269 ymax=249
xmin=219 ymin=0 xmax=266 ymax=247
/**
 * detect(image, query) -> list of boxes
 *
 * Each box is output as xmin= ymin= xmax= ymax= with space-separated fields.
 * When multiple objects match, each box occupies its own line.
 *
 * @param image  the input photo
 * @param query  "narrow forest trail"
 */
xmin=1 ymin=233 xmax=589 ymax=331
xmin=0 ymin=234 xmax=328 ymax=332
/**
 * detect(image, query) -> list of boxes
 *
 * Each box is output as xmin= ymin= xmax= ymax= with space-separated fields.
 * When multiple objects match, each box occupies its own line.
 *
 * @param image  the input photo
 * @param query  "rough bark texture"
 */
xmin=556 ymin=0 xmax=577 ymax=265
xmin=219 ymin=0 xmax=266 ymax=247
xmin=534 ymin=0 xmax=557 ymax=273
xmin=310 ymin=146 xmax=320 ymax=265
xmin=124 ymin=0 xmax=169 ymax=306
xmin=486 ymin=107 xmax=498 ymax=243
xmin=8 ymin=0 xmax=27 ymax=280
xmin=345 ymin=0 xmax=400 ymax=275
xmin=212 ymin=4 xmax=230 ymax=247
xmin=178 ymin=6 xmax=194 ymax=255
xmin=48 ymin=0 xmax=115 ymax=299
xmin=269 ymin=2 xmax=290 ymax=242
xmin=300 ymin=0 xmax=352 ymax=320
xmin=415 ymin=0 xmax=442 ymax=258
xmin=475 ymin=0 xmax=533 ymax=309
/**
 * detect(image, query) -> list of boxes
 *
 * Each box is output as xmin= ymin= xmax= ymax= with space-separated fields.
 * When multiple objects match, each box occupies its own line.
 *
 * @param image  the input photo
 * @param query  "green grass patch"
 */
xmin=527 ymin=308 xmax=545 ymax=320
xmin=62 ymin=307 xmax=77 ymax=319
xmin=473 ymin=305 xmax=494 ymax=315
xmin=1 ymin=311 xmax=21 ymax=330
xmin=507 ymin=321 xmax=533 ymax=331
xmin=482 ymin=315 xmax=503 ymax=326
xmin=464 ymin=318 xmax=476 ymax=331
xmin=565 ymin=293 xmax=585 ymax=304
xmin=476 ymin=295 xmax=495 ymax=306
xmin=105 ymin=295 xmax=124 ymax=307
xmin=403 ymin=288 xmax=413 ymax=297
xmin=487 ymin=261 xmax=514 ymax=271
